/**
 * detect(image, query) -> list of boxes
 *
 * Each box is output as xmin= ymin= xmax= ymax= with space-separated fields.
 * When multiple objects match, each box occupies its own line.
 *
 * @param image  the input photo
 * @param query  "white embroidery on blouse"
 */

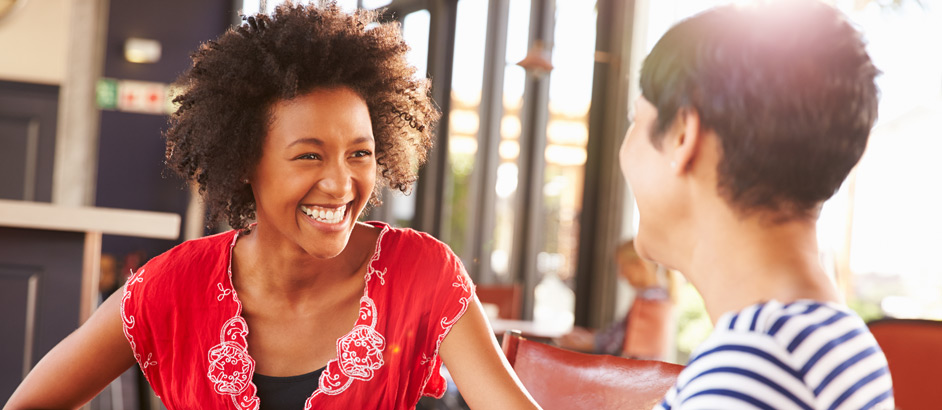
xmin=418 ymin=268 xmax=475 ymax=397
xmin=207 ymin=232 xmax=260 ymax=410
xmin=122 ymin=268 xmax=158 ymax=369
xmin=363 ymin=231 xmax=388 ymax=287
xmin=207 ymin=225 xmax=390 ymax=409
xmin=216 ymin=283 xmax=233 ymax=302
xmin=121 ymin=268 xmax=160 ymax=399
xmin=305 ymin=225 xmax=390 ymax=408
xmin=441 ymin=271 xmax=474 ymax=332
xmin=207 ymin=316 xmax=259 ymax=410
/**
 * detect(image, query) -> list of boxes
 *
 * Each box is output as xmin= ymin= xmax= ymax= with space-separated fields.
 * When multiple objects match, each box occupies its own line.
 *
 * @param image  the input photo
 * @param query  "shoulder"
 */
xmin=671 ymin=300 xmax=893 ymax=409
xmin=369 ymin=221 xmax=458 ymax=264
xmin=127 ymin=230 xmax=237 ymax=294
xmin=367 ymin=223 xmax=472 ymax=298
xmin=148 ymin=230 xmax=235 ymax=268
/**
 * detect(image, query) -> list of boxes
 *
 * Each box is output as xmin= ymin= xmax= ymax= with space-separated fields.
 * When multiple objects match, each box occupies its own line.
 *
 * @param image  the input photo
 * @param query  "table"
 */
xmin=489 ymin=318 xmax=573 ymax=340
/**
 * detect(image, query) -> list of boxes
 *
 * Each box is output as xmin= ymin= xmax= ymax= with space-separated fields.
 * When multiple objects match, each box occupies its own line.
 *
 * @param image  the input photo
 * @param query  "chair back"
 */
xmin=623 ymin=296 xmax=674 ymax=360
xmin=502 ymin=330 xmax=683 ymax=410
xmin=476 ymin=284 xmax=522 ymax=320
xmin=868 ymin=318 xmax=942 ymax=409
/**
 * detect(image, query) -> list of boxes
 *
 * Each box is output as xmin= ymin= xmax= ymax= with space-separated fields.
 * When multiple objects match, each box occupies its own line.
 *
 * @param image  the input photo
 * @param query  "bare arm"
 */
xmin=439 ymin=296 xmax=541 ymax=410
xmin=5 ymin=289 xmax=137 ymax=410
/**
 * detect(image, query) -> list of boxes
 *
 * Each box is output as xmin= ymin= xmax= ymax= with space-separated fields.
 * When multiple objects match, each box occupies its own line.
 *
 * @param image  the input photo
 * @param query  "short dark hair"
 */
xmin=640 ymin=0 xmax=879 ymax=219
xmin=164 ymin=2 xmax=440 ymax=229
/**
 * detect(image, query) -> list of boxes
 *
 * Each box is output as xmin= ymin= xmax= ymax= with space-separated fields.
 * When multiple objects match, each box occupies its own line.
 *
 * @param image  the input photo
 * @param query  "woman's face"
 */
xmin=250 ymin=86 xmax=376 ymax=259
xmin=619 ymin=97 xmax=677 ymax=264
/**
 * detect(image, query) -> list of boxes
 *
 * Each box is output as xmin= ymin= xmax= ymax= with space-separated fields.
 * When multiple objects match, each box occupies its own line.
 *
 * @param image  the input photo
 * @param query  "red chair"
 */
xmin=501 ymin=330 xmax=683 ymax=410
xmin=476 ymin=284 xmax=522 ymax=320
xmin=868 ymin=318 xmax=942 ymax=409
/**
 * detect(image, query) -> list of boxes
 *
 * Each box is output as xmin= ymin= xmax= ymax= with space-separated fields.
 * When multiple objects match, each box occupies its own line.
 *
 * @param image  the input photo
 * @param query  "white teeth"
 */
xmin=300 ymin=204 xmax=347 ymax=224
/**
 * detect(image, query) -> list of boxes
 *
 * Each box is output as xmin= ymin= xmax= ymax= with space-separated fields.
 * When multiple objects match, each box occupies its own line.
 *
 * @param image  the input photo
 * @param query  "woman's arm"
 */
xmin=439 ymin=296 xmax=541 ymax=410
xmin=4 ymin=289 xmax=137 ymax=410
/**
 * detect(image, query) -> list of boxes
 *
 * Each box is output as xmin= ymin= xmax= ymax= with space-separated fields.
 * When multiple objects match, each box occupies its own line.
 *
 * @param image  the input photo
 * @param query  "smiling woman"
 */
xmin=250 ymin=87 xmax=377 ymax=259
xmin=4 ymin=3 xmax=541 ymax=410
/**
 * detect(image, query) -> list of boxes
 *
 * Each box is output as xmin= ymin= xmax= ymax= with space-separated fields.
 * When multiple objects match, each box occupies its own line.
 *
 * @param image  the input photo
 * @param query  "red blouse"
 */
xmin=121 ymin=222 xmax=475 ymax=409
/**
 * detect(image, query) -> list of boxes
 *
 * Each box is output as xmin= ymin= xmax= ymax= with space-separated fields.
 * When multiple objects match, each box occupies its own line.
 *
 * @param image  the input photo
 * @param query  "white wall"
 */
xmin=0 ymin=0 xmax=72 ymax=85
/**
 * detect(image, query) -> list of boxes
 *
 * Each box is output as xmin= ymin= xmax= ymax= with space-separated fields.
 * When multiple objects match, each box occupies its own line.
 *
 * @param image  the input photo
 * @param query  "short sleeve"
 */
xmin=417 ymin=237 xmax=476 ymax=398
xmin=121 ymin=262 xmax=166 ymax=398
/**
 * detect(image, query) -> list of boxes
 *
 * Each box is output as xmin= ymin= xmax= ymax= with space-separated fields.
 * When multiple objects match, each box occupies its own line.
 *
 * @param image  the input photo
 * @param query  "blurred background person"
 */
xmin=556 ymin=239 xmax=676 ymax=360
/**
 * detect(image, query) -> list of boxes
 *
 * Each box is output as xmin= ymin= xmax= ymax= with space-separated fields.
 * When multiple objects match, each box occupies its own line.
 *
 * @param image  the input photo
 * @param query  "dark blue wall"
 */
xmin=96 ymin=0 xmax=237 ymax=261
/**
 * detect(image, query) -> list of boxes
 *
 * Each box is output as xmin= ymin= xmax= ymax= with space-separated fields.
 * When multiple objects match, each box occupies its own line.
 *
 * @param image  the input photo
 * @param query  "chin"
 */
xmin=305 ymin=238 xmax=350 ymax=260
xmin=633 ymin=228 xmax=662 ymax=264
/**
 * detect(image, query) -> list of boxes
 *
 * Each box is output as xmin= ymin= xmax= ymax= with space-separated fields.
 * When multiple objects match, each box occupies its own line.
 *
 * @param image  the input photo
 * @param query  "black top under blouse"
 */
xmin=253 ymin=366 xmax=326 ymax=410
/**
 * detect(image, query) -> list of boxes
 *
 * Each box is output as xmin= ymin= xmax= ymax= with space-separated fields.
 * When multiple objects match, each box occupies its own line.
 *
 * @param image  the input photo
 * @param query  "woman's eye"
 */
xmin=351 ymin=150 xmax=373 ymax=158
xmin=295 ymin=153 xmax=320 ymax=160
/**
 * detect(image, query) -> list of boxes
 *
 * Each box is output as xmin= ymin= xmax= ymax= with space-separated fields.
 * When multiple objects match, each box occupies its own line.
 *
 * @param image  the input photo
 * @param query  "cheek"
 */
xmin=621 ymin=134 xmax=652 ymax=199
xmin=357 ymin=162 xmax=378 ymax=197
xmin=365 ymin=162 xmax=377 ymax=186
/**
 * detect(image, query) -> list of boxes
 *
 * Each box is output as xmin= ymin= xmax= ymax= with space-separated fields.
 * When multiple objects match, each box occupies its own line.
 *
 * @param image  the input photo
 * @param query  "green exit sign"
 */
xmin=96 ymin=78 xmax=118 ymax=109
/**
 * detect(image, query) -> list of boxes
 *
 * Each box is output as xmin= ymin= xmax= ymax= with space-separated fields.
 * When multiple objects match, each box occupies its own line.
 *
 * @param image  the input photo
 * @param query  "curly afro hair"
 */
xmin=164 ymin=2 xmax=440 ymax=230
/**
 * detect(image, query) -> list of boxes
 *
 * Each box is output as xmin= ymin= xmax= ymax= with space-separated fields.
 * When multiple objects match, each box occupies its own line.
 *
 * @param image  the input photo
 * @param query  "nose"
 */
xmin=317 ymin=159 xmax=353 ymax=199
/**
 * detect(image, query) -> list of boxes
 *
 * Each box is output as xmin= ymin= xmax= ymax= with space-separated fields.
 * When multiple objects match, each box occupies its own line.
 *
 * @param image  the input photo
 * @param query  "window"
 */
xmin=531 ymin=0 xmax=598 ymax=333
xmin=824 ymin=1 xmax=942 ymax=321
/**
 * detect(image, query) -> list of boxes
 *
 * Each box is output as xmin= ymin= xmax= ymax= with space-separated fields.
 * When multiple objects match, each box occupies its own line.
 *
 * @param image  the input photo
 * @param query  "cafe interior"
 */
xmin=1 ymin=0 xmax=940 ymax=408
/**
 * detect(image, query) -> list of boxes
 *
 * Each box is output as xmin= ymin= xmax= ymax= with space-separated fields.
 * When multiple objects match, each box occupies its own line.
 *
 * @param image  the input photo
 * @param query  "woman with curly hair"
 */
xmin=6 ymin=3 xmax=540 ymax=409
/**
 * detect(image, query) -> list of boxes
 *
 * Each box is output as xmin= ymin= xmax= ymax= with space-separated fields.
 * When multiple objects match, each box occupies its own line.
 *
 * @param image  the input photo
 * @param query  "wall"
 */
xmin=95 ymin=0 xmax=235 ymax=260
xmin=0 ymin=0 xmax=72 ymax=84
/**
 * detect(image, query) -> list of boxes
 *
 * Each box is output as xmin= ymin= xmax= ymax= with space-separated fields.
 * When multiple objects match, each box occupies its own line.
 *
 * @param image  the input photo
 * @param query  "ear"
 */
xmin=669 ymin=107 xmax=703 ymax=175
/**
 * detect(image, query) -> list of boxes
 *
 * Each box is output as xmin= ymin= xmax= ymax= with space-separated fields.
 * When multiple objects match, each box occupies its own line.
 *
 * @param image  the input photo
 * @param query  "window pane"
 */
xmin=489 ymin=0 xmax=531 ymax=281
xmin=380 ymin=9 xmax=431 ymax=227
xmin=241 ymin=0 xmax=260 ymax=16
xmin=402 ymin=10 xmax=430 ymax=79
xmin=831 ymin=2 xmax=942 ymax=320
xmin=242 ymin=0 xmax=358 ymax=15
xmin=531 ymin=0 xmax=596 ymax=329
xmin=361 ymin=0 xmax=392 ymax=9
xmin=443 ymin=0 xmax=489 ymax=261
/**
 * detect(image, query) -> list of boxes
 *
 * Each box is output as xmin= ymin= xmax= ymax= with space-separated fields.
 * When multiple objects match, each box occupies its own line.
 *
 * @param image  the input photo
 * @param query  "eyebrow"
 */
xmin=285 ymin=136 xmax=374 ymax=149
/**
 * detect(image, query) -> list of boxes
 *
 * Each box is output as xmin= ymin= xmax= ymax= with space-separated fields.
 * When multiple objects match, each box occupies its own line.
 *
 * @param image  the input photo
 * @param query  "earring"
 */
xmin=670 ymin=161 xmax=677 ymax=169
xmin=243 ymin=179 xmax=249 ymax=184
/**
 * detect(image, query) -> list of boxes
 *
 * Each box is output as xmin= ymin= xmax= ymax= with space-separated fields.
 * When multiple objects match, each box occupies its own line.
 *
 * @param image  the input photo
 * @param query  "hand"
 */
xmin=554 ymin=327 xmax=596 ymax=352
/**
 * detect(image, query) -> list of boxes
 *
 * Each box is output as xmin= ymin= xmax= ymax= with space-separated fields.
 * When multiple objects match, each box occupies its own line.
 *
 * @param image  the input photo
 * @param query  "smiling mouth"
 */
xmin=300 ymin=202 xmax=349 ymax=225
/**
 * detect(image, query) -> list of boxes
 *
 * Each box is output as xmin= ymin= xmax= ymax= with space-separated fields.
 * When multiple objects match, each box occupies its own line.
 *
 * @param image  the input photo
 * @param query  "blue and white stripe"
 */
xmin=658 ymin=300 xmax=894 ymax=410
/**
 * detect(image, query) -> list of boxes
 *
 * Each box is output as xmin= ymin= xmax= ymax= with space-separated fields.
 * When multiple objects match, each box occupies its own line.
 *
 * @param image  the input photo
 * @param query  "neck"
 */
xmin=684 ymin=206 xmax=841 ymax=324
xmin=233 ymin=223 xmax=373 ymax=299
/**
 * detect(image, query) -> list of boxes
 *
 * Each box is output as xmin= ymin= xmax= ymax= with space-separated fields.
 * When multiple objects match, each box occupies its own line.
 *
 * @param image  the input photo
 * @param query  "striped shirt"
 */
xmin=659 ymin=300 xmax=894 ymax=410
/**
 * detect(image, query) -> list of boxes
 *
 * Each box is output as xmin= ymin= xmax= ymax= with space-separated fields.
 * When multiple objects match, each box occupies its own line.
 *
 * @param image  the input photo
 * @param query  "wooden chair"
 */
xmin=501 ymin=330 xmax=683 ymax=410
xmin=868 ymin=318 xmax=942 ymax=409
